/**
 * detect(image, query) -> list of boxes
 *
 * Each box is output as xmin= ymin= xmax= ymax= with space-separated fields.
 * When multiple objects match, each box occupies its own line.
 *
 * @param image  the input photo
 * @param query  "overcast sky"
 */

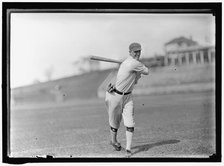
xmin=10 ymin=13 xmax=215 ymax=88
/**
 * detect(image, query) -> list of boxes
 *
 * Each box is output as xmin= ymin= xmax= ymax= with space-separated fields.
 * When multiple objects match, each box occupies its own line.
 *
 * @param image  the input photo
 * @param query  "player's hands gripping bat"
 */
xmin=107 ymin=83 xmax=115 ymax=93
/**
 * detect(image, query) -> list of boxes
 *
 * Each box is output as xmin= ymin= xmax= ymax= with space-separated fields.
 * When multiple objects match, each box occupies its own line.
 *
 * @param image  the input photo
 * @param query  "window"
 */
xmin=182 ymin=55 xmax=186 ymax=64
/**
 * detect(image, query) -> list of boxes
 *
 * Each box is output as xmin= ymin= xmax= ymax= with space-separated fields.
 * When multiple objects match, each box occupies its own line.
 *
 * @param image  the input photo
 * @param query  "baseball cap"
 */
xmin=129 ymin=42 xmax=141 ymax=52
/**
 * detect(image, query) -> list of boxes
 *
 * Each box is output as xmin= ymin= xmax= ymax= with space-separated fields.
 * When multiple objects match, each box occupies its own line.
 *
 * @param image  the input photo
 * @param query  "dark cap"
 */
xmin=129 ymin=43 xmax=141 ymax=52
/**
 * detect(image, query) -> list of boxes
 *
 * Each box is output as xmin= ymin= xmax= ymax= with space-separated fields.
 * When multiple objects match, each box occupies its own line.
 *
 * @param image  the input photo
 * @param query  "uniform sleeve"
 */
xmin=131 ymin=60 xmax=149 ymax=75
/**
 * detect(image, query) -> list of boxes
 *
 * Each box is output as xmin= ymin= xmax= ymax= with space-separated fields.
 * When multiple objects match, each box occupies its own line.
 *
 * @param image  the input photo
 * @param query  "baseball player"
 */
xmin=105 ymin=42 xmax=149 ymax=157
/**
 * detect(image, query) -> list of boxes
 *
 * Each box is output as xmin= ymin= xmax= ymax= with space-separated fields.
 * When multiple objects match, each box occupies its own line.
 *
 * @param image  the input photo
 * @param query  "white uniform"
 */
xmin=105 ymin=56 xmax=148 ymax=129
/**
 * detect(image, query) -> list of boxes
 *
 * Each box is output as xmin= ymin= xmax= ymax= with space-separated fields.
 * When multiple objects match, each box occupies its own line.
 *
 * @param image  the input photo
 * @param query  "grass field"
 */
xmin=10 ymin=91 xmax=216 ymax=158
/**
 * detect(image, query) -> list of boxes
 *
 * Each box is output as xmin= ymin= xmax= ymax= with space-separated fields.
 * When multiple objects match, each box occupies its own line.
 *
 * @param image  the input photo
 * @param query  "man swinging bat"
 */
xmin=91 ymin=42 xmax=149 ymax=157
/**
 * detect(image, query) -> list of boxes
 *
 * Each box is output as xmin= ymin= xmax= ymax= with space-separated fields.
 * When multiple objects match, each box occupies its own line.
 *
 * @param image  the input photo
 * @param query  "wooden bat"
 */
xmin=90 ymin=55 xmax=162 ymax=67
xmin=90 ymin=56 xmax=122 ymax=64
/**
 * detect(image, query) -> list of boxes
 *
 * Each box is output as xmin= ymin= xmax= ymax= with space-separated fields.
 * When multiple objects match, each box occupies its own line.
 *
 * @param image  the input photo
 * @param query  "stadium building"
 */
xmin=163 ymin=36 xmax=215 ymax=66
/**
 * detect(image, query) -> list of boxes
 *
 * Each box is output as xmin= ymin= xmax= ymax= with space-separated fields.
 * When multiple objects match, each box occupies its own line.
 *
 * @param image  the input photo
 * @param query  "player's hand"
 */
xmin=107 ymin=83 xmax=115 ymax=93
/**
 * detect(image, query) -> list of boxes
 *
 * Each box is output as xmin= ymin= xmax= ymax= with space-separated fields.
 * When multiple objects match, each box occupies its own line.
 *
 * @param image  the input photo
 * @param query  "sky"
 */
xmin=10 ymin=13 xmax=215 ymax=88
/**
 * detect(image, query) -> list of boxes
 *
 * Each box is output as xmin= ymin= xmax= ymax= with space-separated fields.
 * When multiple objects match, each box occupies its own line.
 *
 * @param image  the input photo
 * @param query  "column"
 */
xmin=200 ymin=51 xmax=204 ymax=64
xmin=192 ymin=51 xmax=197 ymax=64
xmin=178 ymin=53 xmax=182 ymax=66
xmin=208 ymin=49 xmax=212 ymax=63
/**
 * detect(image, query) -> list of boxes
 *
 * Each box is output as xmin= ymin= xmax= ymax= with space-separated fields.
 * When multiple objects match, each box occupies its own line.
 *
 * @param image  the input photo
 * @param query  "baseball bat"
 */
xmin=90 ymin=55 xmax=162 ymax=67
xmin=90 ymin=56 xmax=122 ymax=64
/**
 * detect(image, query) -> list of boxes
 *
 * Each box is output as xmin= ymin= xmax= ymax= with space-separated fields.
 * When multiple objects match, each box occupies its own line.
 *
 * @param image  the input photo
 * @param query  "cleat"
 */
xmin=110 ymin=141 xmax=122 ymax=151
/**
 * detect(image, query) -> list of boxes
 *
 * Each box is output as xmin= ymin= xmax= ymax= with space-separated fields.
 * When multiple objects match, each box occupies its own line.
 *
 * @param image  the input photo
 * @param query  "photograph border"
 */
xmin=2 ymin=2 xmax=222 ymax=164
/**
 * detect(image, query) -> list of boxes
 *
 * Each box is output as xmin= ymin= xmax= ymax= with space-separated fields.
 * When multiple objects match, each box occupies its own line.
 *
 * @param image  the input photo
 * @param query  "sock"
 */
xmin=110 ymin=129 xmax=118 ymax=143
xmin=126 ymin=130 xmax=133 ymax=150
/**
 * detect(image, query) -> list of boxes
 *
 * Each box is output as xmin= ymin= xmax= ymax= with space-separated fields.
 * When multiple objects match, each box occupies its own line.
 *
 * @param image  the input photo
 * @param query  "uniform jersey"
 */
xmin=115 ymin=56 xmax=148 ymax=93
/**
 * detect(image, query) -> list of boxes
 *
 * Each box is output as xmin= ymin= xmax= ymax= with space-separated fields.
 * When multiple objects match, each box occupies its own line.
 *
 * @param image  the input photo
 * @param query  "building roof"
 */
xmin=165 ymin=36 xmax=198 ymax=46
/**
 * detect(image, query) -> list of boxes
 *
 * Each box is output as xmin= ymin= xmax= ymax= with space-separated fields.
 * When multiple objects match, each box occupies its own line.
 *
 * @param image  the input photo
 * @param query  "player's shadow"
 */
xmin=132 ymin=139 xmax=180 ymax=155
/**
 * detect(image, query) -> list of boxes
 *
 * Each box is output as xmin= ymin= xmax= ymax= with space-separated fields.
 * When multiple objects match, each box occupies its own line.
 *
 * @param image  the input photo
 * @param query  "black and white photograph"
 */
xmin=2 ymin=2 xmax=221 ymax=163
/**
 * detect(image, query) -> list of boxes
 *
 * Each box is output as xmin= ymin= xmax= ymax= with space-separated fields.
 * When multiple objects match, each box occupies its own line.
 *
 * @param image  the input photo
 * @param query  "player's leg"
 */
xmin=109 ymin=109 xmax=122 ymax=144
xmin=125 ymin=126 xmax=134 ymax=151
xmin=108 ymin=107 xmax=122 ymax=151
xmin=122 ymin=99 xmax=135 ymax=156
xmin=105 ymin=92 xmax=122 ymax=150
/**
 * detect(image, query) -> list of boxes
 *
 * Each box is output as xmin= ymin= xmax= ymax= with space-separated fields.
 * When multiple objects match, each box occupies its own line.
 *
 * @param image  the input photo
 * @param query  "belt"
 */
xmin=114 ymin=88 xmax=132 ymax=95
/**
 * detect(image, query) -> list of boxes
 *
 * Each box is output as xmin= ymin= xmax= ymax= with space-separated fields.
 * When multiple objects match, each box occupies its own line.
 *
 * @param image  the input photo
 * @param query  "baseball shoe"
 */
xmin=110 ymin=141 xmax=122 ymax=151
xmin=125 ymin=149 xmax=132 ymax=158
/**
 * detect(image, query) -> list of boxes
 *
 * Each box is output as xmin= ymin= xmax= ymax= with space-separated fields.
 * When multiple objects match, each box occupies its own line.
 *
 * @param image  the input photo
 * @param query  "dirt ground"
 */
xmin=10 ymin=91 xmax=216 ymax=158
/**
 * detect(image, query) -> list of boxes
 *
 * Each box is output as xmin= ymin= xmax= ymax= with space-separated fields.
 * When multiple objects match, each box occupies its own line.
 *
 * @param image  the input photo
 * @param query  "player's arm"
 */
xmin=132 ymin=61 xmax=149 ymax=75
xmin=134 ymin=72 xmax=142 ymax=84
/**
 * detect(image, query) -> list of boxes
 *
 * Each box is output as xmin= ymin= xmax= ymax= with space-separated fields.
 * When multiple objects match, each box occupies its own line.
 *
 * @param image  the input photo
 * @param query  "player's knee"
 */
xmin=110 ymin=126 xmax=118 ymax=132
xmin=124 ymin=120 xmax=135 ymax=128
xmin=126 ymin=126 xmax=134 ymax=132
